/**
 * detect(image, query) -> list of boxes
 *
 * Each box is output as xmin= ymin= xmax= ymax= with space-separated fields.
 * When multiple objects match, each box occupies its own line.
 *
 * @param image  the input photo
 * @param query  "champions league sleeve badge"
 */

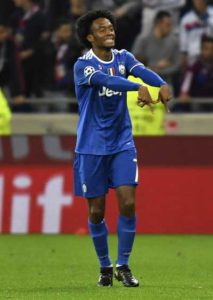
xmin=84 ymin=66 xmax=95 ymax=77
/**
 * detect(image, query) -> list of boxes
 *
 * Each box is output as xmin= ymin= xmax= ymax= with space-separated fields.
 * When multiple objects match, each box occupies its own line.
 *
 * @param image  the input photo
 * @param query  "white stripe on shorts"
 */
xmin=135 ymin=164 xmax=138 ymax=183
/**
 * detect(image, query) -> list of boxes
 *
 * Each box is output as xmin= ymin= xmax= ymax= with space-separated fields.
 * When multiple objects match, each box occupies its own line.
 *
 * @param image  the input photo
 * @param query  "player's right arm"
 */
xmin=74 ymin=59 xmax=150 ymax=93
xmin=74 ymin=59 xmax=153 ymax=108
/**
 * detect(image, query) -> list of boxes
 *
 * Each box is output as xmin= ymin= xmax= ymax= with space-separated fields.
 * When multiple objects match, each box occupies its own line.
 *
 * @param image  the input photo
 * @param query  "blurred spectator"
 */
xmin=44 ymin=0 xmax=86 ymax=33
xmin=177 ymin=34 xmax=213 ymax=112
xmin=44 ymin=0 xmax=69 ymax=33
xmin=0 ymin=19 xmax=25 ymax=111
xmin=11 ymin=0 xmax=46 ymax=98
xmin=0 ymin=0 xmax=16 ymax=22
xmin=41 ymin=18 xmax=83 ymax=112
xmin=179 ymin=0 xmax=213 ymax=68
xmin=69 ymin=0 xmax=87 ymax=23
xmin=113 ymin=0 xmax=142 ymax=50
xmin=138 ymin=0 xmax=186 ymax=38
xmin=132 ymin=11 xmax=180 ymax=87
xmin=44 ymin=18 xmax=83 ymax=95
xmin=180 ymin=0 xmax=193 ymax=17
xmin=86 ymin=0 xmax=115 ymax=10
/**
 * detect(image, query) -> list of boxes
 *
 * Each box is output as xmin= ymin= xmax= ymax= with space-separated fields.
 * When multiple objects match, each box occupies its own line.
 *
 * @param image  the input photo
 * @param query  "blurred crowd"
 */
xmin=0 ymin=0 xmax=213 ymax=113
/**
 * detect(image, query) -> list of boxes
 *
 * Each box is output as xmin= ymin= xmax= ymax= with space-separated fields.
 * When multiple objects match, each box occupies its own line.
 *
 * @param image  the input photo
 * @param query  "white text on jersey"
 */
xmin=99 ymin=86 xmax=122 ymax=97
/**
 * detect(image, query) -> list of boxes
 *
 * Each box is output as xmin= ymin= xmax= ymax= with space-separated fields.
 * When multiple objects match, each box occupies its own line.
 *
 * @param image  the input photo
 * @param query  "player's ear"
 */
xmin=87 ymin=33 xmax=94 ymax=44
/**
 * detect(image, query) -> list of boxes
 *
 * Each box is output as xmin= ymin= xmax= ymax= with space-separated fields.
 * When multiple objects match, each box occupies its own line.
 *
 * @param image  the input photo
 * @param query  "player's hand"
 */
xmin=137 ymin=86 xmax=154 ymax=112
xmin=157 ymin=84 xmax=172 ymax=112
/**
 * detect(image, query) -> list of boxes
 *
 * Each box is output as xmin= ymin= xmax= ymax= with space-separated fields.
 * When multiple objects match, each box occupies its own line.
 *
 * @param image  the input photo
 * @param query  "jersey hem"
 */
xmin=75 ymin=145 xmax=136 ymax=156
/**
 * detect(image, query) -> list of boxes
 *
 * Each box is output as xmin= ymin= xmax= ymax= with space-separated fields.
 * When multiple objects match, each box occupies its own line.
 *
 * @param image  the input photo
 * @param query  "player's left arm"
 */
xmin=125 ymin=51 xmax=172 ymax=110
xmin=135 ymin=65 xmax=172 ymax=111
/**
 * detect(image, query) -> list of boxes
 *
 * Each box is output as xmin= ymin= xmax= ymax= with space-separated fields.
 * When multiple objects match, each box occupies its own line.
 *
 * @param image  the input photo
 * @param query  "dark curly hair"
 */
xmin=76 ymin=10 xmax=116 ymax=48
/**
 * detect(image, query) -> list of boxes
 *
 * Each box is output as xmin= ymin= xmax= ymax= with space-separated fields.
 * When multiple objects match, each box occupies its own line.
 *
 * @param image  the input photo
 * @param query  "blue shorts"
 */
xmin=74 ymin=148 xmax=138 ymax=198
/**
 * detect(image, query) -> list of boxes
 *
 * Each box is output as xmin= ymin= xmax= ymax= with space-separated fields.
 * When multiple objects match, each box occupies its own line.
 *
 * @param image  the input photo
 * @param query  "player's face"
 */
xmin=88 ymin=18 xmax=115 ymax=49
xmin=201 ymin=41 xmax=213 ymax=62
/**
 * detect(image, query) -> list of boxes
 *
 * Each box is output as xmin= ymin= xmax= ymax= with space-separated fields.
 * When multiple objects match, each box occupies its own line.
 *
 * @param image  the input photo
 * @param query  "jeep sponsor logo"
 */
xmin=99 ymin=86 xmax=122 ymax=97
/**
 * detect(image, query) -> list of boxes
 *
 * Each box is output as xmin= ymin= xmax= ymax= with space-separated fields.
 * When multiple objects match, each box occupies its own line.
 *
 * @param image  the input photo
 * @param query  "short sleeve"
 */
xmin=124 ymin=51 xmax=144 ymax=73
xmin=74 ymin=60 xmax=100 ymax=86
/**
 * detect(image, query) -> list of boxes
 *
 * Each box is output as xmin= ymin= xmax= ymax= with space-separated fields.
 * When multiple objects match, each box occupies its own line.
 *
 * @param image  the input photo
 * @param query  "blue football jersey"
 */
xmin=74 ymin=49 xmax=143 ymax=155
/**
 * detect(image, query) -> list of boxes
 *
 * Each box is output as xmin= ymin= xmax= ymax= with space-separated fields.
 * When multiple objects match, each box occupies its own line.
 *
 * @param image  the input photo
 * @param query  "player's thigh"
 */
xmin=74 ymin=153 xmax=108 ymax=198
xmin=110 ymin=148 xmax=138 ymax=187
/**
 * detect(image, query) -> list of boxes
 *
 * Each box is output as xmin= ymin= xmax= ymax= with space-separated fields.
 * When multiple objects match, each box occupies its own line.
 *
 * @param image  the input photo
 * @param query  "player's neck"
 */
xmin=92 ymin=47 xmax=112 ymax=62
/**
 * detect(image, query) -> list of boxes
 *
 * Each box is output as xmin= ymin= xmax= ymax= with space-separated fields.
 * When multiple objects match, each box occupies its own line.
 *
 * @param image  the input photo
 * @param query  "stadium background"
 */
xmin=0 ymin=135 xmax=213 ymax=234
xmin=1 ymin=74 xmax=213 ymax=236
xmin=0 ymin=0 xmax=213 ymax=234
xmin=0 ymin=1 xmax=213 ymax=299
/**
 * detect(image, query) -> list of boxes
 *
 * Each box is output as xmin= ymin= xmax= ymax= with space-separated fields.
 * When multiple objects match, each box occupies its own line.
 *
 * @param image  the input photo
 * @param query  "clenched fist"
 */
xmin=157 ymin=84 xmax=172 ymax=112
xmin=137 ymin=84 xmax=172 ymax=112
xmin=137 ymin=86 xmax=154 ymax=112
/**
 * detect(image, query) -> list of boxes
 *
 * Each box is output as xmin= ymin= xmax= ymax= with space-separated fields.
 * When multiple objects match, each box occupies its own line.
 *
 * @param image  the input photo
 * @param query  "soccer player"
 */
xmin=74 ymin=10 xmax=171 ymax=287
